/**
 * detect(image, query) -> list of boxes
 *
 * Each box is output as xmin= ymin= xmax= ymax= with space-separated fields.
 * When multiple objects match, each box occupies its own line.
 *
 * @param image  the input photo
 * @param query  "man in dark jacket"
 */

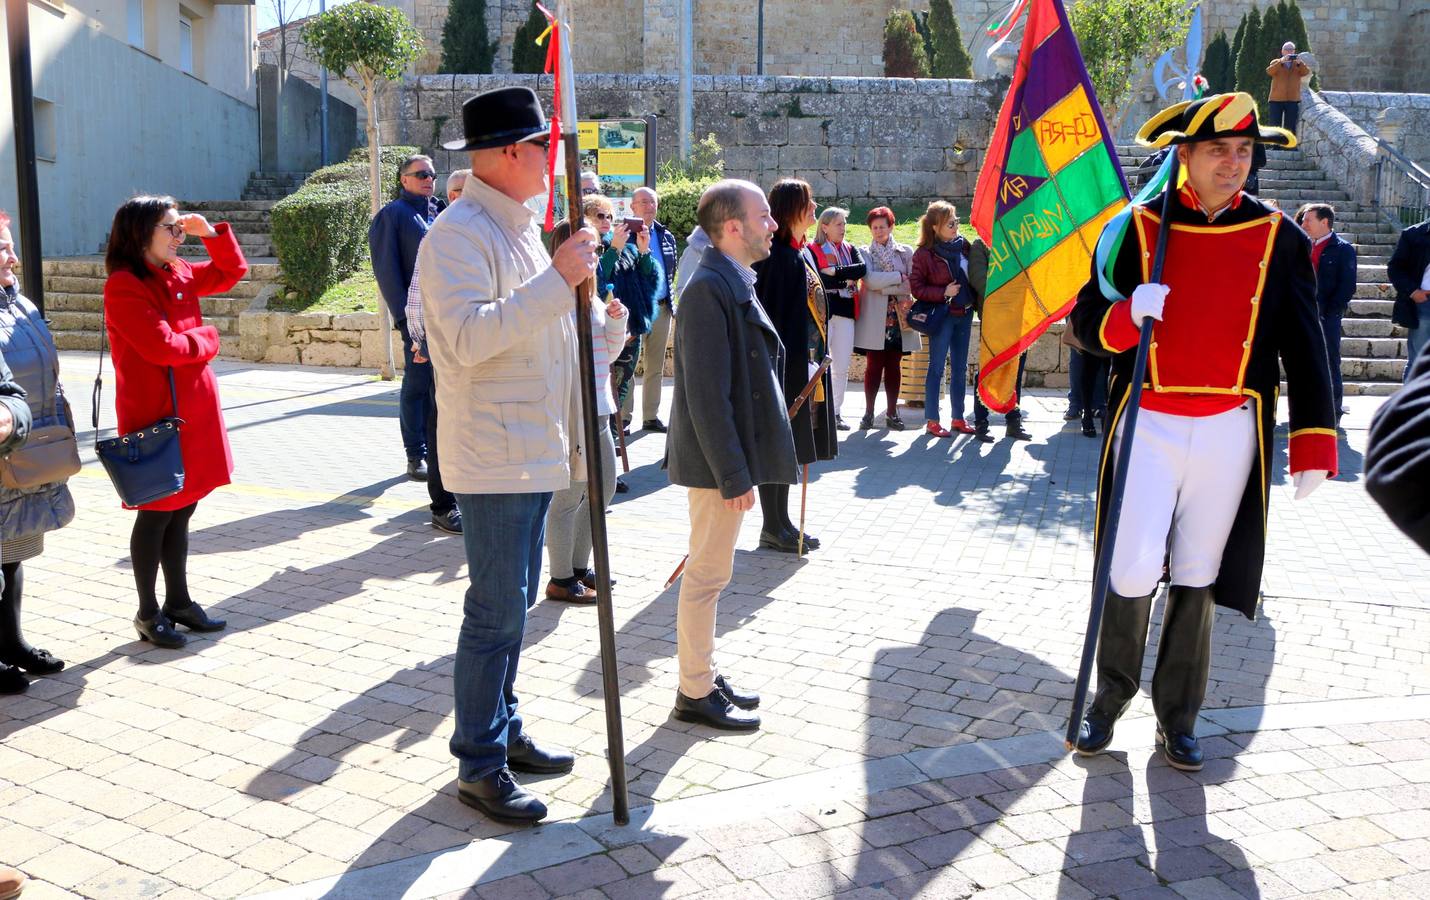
xmin=369 ymin=153 xmax=446 ymax=481
xmin=623 ymin=187 xmax=680 ymax=432
xmin=666 ymin=179 xmax=796 ymax=733
xmin=1297 ymin=203 xmax=1357 ymax=420
xmin=1388 ymin=217 xmax=1430 ymax=378
xmin=1366 ymin=350 xmax=1430 ymax=553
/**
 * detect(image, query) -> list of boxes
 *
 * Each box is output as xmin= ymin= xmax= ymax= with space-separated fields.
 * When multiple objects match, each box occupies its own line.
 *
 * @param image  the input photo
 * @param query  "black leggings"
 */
xmin=131 ymin=502 xmax=198 ymax=620
xmin=0 ymin=561 xmax=27 ymax=654
xmin=758 ymin=483 xmax=794 ymax=536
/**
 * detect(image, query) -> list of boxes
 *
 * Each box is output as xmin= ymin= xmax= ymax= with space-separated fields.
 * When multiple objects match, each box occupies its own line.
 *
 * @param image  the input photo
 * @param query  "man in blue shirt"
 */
xmin=369 ymin=154 xmax=446 ymax=483
xmin=621 ymin=187 xmax=680 ymax=432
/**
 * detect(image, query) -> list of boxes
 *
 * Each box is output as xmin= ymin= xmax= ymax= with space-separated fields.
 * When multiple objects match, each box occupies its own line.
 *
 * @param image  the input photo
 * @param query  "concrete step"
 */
xmin=185 ymin=209 xmax=272 ymax=225
xmin=41 ymin=274 xmax=265 ymax=300
xmin=1338 ymin=336 xmax=1407 ymax=358
xmin=1340 ymin=356 xmax=1407 ymax=380
xmin=1342 ymin=381 xmax=1403 ymax=396
xmin=1349 ymin=298 xmax=1395 ymax=315
xmin=42 ymin=291 xmax=255 ymax=317
xmin=178 ymin=238 xmax=273 ymax=258
xmin=49 ymin=309 xmax=238 ymax=336
xmin=1339 ymin=317 xmax=1404 ymax=338
xmin=181 ymin=199 xmax=275 ymax=213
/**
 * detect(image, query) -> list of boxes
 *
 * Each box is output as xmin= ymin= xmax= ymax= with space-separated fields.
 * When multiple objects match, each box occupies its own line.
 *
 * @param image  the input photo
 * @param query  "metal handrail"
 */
xmin=1372 ymin=138 xmax=1430 ymax=231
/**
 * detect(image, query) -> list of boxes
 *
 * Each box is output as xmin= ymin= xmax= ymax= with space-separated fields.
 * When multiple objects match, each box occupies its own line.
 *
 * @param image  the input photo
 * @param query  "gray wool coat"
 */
xmin=665 ymin=248 xmax=798 ymax=498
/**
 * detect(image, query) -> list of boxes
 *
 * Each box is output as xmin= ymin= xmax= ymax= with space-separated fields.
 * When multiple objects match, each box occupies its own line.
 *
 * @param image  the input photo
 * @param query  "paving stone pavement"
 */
xmin=0 ymin=352 xmax=1425 ymax=899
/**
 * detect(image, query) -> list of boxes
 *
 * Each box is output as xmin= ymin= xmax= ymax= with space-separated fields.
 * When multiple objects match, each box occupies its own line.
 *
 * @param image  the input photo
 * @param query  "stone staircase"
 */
xmin=1115 ymin=144 xmax=1407 ymax=395
xmin=42 ymin=170 xmax=300 ymax=352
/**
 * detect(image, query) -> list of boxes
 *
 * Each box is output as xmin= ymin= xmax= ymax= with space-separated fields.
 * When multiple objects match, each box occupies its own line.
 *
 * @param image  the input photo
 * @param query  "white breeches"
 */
xmin=829 ymin=315 xmax=856 ymax=416
xmin=1107 ymin=403 xmax=1257 ymax=597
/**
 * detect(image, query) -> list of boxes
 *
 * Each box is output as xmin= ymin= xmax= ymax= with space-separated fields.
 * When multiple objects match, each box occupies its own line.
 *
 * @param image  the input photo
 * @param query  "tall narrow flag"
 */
xmin=970 ymin=0 xmax=1129 ymax=413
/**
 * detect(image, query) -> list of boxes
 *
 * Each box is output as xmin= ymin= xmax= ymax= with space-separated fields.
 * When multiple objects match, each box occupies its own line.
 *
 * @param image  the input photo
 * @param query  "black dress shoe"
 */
xmin=758 ymin=529 xmax=802 ymax=553
xmin=643 ymin=418 xmax=668 ymax=433
xmin=714 ymin=674 xmax=759 ymax=710
xmin=1075 ymin=713 xmax=1117 ymax=755
xmin=835 ymin=415 xmax=851 ymax=431
xmin=1006 ymin=422 xmax=1033 ymax=441
xmin=163 ymin=602 xmax=226 ymax=633
xmin=615 ymin=478 xmax=630 ymax=494
xmin=859 ymin=413 xmax=874 ymax=430
xmin=0 ymin=663 xmax=28 ymax=695
xmin=458 ymin=768 xmax=547 ymax=824
xmin=673 ymin=689 xmax=760 ymax=731
xmin=885 ymin=413 xmax=906 ymax=431
xmin=135 ymin=613 xmax=188 ymax=648
xmin=432 ymin=509 xmax=463 ymax=534
xmin=796 ymin=530 xmax=820 ymax=550
xmin=507 ymin=733 xmax=575 ymax=774
xmin=0 ymin=646 xmax=65 ymax=675
xmin=579 ymin=569 xmax=616 ymax=591
xmin=1156 ymin=726 xmax=1204 ymax=771
xmin=974 ymin=425 xmax=996 ymax=443
xmin=406 ymin=458 xmax=428 ymax=482
xmin=1081 ymin=412 xmax=1098 ymax=438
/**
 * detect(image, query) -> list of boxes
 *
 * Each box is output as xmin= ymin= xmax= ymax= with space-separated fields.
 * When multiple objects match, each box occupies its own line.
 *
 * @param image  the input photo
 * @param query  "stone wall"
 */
xmin=1320 ymin=91 xmax=1430 ymax=168
xmin=380 ymin=73 xmax=1001 ymax=205
xmin=239 ymin=309 xmax=407 ymax=370
xmin=1297 ymin=91 xmax=1385 ymax=211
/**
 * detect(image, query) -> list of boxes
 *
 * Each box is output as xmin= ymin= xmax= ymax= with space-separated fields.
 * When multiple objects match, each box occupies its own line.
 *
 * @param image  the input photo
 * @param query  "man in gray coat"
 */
xmin=665 ymin=180 xmax=797 ymax=731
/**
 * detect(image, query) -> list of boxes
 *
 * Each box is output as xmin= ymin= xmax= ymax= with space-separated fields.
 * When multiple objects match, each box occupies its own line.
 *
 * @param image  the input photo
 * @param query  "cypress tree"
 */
xmin=1283 ymin=0 xmax=1319 ymax=90
xmin=439 ymin=0 xmax=496 ymax=74
xmin=884 ymin=10 xmax=930 ymax=78
xmin=1256 ymin=4 xmax=1282 ymax=117
xmin=1233 ymin=5 xmax=1262 ymax=103
xmin=1203 ymin=31 xmax=1235 ymax=95
xmin=511 ymin=3 xmax=547 ymax=74
xmin=1231 ymin=13 xmax=1248 ymax=78
xmin=913 ymin=10 xmax=935 ymax=68
xmin=928 ymin=0 xmax=973 ymax=79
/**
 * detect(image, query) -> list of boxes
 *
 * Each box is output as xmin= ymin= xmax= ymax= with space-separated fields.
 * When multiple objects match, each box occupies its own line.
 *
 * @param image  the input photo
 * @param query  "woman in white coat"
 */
xmin=855 ymin=207 xmax=919 ymax=430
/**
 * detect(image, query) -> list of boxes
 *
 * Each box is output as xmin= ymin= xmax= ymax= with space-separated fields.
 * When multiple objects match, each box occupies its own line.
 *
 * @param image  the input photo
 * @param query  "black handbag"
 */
xmin=92 ymin=326 xmax=186 ymax=508
xmin=905 ymin=299 xmax=949 ymax=336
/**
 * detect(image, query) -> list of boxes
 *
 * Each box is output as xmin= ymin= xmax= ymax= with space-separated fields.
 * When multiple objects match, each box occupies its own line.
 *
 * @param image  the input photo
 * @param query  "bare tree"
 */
xmin=268 ymin=0 xmax=314 ymax=82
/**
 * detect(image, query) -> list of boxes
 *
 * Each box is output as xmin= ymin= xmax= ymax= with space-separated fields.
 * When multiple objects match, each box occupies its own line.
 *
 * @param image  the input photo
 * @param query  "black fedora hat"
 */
xmin=442 ymin=86 xmax=549 ymax=152
xmin=1136 ymin=91 xmax=1296 ymax=150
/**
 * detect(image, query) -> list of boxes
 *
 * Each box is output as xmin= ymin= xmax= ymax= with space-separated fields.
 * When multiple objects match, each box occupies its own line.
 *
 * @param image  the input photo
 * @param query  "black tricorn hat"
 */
xmin=1136 ymin=91 xmax=1297 ymax=150
xmin=442 ymin=86 xmax=549 ymax=152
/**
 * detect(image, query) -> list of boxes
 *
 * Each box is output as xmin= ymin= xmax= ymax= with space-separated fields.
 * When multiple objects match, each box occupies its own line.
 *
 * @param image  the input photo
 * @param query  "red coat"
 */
xmin=102 ymin=224 xmax=247 ymax=510
xmin=909 ymin=246 xmax=971 ymax=316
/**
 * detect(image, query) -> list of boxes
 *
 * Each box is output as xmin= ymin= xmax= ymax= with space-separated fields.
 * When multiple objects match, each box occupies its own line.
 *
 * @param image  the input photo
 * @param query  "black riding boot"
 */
xmin=1151 ymin=585 xmax=1215 ymax=771
xmin=1076 ymin=590 xmax=1155 ymax=755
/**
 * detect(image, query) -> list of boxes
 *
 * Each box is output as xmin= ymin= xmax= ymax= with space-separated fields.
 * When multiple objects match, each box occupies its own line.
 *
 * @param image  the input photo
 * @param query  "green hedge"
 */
xmin=270 ymin=145 xmax=419 ymax=302
xmin=654 ymin=175 xmax=721 ymax=244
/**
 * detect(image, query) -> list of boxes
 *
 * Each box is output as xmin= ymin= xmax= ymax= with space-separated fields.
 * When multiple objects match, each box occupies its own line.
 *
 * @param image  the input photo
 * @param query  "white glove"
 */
xmin=808 ymin=360 xmax=818 ymax=381
xmin=1293 ymin=469 xmax=1329 ymax=500
xmin=1129 ymin=283 xmax=1170 ymax=324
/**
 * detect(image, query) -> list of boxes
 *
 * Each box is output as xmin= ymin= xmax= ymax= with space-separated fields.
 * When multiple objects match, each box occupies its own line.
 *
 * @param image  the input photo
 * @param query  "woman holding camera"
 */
xmin=591 ymin=195 xmax=656 ymax=430
xmin=102 ymin=195 xmax=247 ymax=649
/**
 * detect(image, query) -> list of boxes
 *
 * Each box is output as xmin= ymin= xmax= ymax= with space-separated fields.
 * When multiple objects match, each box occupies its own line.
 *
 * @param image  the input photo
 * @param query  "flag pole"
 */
xmin=1064 ymin=153 xmax=1180 ymax=751
xmin=555 ymin=0 xmax=629 ymax=824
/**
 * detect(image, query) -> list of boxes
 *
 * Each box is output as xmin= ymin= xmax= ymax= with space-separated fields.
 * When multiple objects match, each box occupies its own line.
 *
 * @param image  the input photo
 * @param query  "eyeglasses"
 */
xmin=525 ymin=137 xmax=552 ymax=151
xmin=592 ymin=213 xmax=613 ymax=221
xmin=157 ymin=223 xmax=184 ymax=238
xmin=404 ymin=170 xmax=436 ymax=180
xmin=581 ymin=187 xmax=601 ymax=196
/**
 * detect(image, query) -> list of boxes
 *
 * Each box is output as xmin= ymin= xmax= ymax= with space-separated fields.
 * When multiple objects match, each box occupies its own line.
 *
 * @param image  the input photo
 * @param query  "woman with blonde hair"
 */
xmin=855 ymin=207 xmax=918 ymax=430
xmin=809 ymin=206 xmax=866 ymax=430
xmin=908 ymin=201 xmax=976 ymax=437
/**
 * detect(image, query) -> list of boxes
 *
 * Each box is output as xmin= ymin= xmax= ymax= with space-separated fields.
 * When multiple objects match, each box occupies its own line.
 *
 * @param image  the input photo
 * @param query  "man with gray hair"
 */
xmin=665 ymin=179 xmax=797 ymax=732
xmin=1266 ymin=41 xmax=1311 ymax=136
xmin=622 ymin=186 xmax=680 ymax=432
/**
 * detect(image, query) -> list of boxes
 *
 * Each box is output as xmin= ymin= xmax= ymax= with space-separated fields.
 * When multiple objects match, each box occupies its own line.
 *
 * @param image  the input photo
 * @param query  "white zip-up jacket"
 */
xmin=418 ymin=176 xmax=584 ymax=494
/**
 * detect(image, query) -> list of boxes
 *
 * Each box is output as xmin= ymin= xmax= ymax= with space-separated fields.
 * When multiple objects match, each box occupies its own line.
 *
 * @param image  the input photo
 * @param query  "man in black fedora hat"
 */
xmin=1070 ymin=92 xmax=1336 ymax=771
xmin=417 ymin=86 xmax=600 ymax=824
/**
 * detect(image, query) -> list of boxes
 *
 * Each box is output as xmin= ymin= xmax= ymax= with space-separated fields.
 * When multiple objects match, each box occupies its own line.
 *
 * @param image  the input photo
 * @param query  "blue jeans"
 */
xmin=1269 ymin=100 xmax=1300 ymax=137
xmin=450 ymin=491 xmax=552 ymax=782
xmin=1068 ymin=348 xmax=1108 ymax=414
xmin=924 ymin=311 xmax=973 ymax=422
xmin=1321 ymin=311 xmax=1344 ymax=415
xmin=1408 ymin=311 xmax=1430 ymax=381
xmin=397 ymin=318 xmax=431 ymax=461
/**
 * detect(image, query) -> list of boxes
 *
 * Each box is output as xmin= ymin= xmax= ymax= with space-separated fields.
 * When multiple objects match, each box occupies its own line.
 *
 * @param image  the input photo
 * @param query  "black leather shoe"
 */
xmin=1006 ymin=421 xmax=1033 ymax=441
xmin=458 ymin=768 xmax=547 ymax=824
xmin=163 ymin=602 xmax=226 ymax=633
xmin=714 ymin=674 xmax=759 ymax=710
xmin=1081 ymin=411 xmax=1098 ymax=438
xmin=973 ymin=425 xmax=995 ymax=443
xmin=579 ymin=569 xmax=616 ymax=591
xmin=406 ymin=458 xmax=428 ymax=482
xmin=0 ymin=663 xmax=28 ymax=695
xmin=886 ymin=413 xmax=906 ymax=431
xmin=1156 ymin=726 xmax=1205 ymax=771
xmin=835 ymin=415 xmax=851 ymax=431
xmin=1075 ymin=590 xmax=1155 ymax=756
xmin=0 ymin=646 xmax=65 ymax=675
xmin=1075 ymin=712 xmax=1117 ymax=755
xmin=643 ymin=418 xmax=668 ymax=433
xmin=673 ymin=689 xmax=760 ymax=731
xmin=615 ymin=478 xmax=630 ymax=494
xmin=791 ymin=526 xmax=820 ymax=551
xmin=432 ymin=509 xmax=463 ymax=534
xmin=135 ymin=613 xmax=188 ymax=648
xmin=507 ymin=733 xmax=575 ymax=774
xmin=859 ymin=413 xmax=874 ymax=430
xmin=758 ymin=529 xmax=802 ymax=553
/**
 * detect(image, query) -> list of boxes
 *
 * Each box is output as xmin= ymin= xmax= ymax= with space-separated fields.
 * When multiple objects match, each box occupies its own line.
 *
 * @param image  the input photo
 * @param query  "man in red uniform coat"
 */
xmin=1070 ymin=92 xmax=1337 ymax=771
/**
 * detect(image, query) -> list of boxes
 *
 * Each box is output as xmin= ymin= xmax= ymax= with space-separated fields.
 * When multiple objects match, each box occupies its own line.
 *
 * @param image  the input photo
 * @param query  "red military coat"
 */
xmin=102 ymin=224 xmax=247 ymax=510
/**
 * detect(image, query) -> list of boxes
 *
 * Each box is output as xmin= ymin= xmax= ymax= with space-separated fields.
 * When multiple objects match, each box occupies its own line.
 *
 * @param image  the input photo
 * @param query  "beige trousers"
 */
xmin=677 ymin=487 xmax=745 ymax=698
xmin=622 ymin=301 xmax=673 ymax=423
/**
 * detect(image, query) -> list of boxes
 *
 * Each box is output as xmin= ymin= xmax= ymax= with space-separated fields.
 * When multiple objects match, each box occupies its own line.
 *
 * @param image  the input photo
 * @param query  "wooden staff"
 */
xmin=554 ymin=0 xmax=628 ymax=824
xmin=1063 ymin=154 xmax=1181 ymax=752
xmin=664 ymin=355 xmax=833 ymax=589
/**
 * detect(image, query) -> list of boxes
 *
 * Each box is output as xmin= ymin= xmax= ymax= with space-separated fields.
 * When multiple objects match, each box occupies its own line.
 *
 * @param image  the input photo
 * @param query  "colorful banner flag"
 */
xmin=970 ymin=0 xmax=1129 ymax=413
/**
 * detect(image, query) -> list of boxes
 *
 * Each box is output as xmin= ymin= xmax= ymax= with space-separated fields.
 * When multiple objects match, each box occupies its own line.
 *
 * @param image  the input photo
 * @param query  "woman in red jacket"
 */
xmin=102 ymin=196 xmax=246 ymax=649
xmin=908 ymin=201 xmax=976 ymax=437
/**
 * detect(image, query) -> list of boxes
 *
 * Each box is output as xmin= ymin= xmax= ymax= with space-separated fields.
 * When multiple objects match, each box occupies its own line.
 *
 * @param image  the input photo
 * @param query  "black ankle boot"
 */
xmin=1081 ymin=409 xmax=1098 ymax=437
xmin=1151 ymin=585 xmax=1215 ymax=771
xmin=1076 ymin=590 xmax=1155 ymax=755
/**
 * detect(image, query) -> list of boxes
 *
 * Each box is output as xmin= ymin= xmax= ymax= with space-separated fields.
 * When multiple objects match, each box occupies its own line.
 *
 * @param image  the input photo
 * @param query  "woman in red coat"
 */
xmin=102 ymin=195 xmax=246 ymax=649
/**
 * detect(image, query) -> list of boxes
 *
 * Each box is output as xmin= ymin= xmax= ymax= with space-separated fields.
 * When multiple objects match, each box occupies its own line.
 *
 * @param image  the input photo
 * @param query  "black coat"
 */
xmin=754 ymin=241 xmax=838 ymax=465
xmin=1388 ymin=220 xmax=1430 ymax=330
xmin=1314 ymin=232 xmax=1357 ymax=317
xmin=1366 ymin=349 xmax=1430 ymax=553
xmin=1072 ymin=192 xmax=1336 ymax=619
xmin=665 ymin=248 xmax=798 ymax=497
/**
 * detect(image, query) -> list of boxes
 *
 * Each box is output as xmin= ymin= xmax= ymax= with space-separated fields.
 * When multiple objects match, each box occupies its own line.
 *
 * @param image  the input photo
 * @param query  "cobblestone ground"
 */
xmin=0 ymin=352 xmax=1426 ymax=899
